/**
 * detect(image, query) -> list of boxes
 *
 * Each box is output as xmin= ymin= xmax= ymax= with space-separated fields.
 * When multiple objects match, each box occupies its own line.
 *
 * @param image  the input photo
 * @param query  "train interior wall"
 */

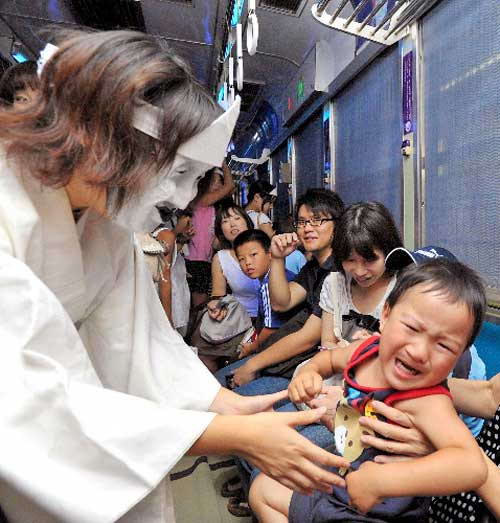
xmin=266 ymin=0 xmax=500 ymax=377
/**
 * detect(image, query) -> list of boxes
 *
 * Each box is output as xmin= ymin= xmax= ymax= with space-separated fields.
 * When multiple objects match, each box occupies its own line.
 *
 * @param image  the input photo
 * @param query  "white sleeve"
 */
xmin=319 ymin=272 xmax=348 ymax=341
xmin=257 ymin=212 xmax=272 ymax=225
xmin=0 ymin=251 xmax=217 ymax=523
xmin=319 ymin=272 xmax=335 ymax=314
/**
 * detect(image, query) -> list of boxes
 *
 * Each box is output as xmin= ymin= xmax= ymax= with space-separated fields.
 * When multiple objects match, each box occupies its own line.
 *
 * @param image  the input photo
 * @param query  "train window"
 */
xmin=421 ymin=0 xmax=500 ymax=293
xmin=335 ymin=45 xmax=403 ymax=223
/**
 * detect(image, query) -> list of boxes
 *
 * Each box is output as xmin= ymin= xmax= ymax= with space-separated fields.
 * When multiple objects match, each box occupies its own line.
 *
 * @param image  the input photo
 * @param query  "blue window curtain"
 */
xmin=422 ymin=0 xmax=500 ymax=289
xmin=335 ymin=45 xmax=403 ymax=227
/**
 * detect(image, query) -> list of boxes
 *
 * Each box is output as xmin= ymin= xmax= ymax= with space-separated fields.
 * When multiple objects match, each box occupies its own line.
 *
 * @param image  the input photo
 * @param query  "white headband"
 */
xmin=37 ymin=42 xmax=241 ymax=167
xmin=132 ymin=96 xmax=241 ymax=167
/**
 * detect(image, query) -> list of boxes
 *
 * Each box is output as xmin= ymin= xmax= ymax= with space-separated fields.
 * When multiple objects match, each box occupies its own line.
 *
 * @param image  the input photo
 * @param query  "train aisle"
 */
xmin=172 ymin=455 xmax=251 ymax=523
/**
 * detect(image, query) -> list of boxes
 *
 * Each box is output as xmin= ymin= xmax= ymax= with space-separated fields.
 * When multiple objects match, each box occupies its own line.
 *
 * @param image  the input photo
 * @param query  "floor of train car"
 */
xmin=172 ymin=455 xmax=252 ymax=523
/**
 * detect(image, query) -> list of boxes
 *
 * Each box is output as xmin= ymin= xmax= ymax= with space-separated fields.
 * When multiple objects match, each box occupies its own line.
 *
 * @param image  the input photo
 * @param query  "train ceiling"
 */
xmin=0 ymin=0 xmax=358 ymax=133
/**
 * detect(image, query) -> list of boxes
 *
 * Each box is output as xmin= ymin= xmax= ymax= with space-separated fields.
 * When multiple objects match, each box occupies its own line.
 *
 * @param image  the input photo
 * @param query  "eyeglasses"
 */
xmin=294 ymin=218 xmax=334 ymax=229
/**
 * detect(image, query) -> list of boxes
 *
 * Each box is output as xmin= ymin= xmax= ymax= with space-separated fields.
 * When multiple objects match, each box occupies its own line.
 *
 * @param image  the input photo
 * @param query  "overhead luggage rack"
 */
xmin=312 ymin=0 xmax=442 ymax=46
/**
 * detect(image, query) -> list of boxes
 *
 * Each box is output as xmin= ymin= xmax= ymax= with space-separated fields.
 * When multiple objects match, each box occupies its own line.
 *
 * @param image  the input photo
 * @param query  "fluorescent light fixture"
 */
xmin=11 ymin=41 xmax=29 ymax=63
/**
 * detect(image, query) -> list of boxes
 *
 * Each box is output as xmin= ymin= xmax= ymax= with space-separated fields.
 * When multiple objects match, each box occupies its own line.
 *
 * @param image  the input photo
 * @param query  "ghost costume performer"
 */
xmin=0 ymin=39 xmax=242 ymax=523
xmin=289 ymin=336 xmax=450 ymax=523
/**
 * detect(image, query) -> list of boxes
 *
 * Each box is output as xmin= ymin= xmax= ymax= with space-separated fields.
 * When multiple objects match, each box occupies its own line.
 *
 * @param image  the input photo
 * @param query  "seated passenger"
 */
xmin=281 ymin=241 xmax=487 ymax=452
xmin=244 ymin=180 xmax=276 ymax=238
xmin=215 ymin=188 xmax=345 ymax=392
xmin=195 ymin=204 xmax=259 ymax=371
xmin=210 ymin=203 xmax=260 ymax=319
xmin=250 ymin=259 xmax=488 ymax=523
xmin=384 ymin=244 xmax=487 ymax=436
xmin=233 ymin=229 xmax=297 ymax=361
xmin=319 ymin=201 xmax=402 ymax=350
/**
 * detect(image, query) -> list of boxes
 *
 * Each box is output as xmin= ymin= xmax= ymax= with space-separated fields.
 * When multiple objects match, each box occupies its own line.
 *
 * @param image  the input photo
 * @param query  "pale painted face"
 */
xmin=377 ymin=284 xmax=473 ymax=391
xmin=236 ymin=241 xmax=271 ymax=279
xmin=342 ymin=248 xmax=387 ymax=288
xmin=157 ymin=155 xmax=212 ymax=210
xmin=111 ymin=154 xmax=211 ymax=231
xmin=295 ymin=204 xmax=334 ymax=254
xmin=221 ymin=208 xmax=249 ymax=243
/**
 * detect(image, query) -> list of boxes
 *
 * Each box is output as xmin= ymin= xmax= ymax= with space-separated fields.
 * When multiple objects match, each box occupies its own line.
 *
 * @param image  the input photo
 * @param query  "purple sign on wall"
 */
xmin=402 ymin=50 xmax=413 ymax=134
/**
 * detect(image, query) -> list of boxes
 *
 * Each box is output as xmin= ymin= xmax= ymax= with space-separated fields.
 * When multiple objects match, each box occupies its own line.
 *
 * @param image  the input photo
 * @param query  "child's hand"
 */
xmin=238 ymin=340 xmax=258 ymax=359
xmin=351 ymin=329 xmax=372 ymax=341
xmin=232 ymin=361 xmax=257 ymax=387
xmin=288 ymin=370 xmax=323 ymax=404
xmin=346 ymin=461 xmax=383 ymax=514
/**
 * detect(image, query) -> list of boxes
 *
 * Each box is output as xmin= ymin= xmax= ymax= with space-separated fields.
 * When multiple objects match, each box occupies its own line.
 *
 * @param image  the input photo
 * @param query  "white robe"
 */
xmin=0 ymin=151 xmax=221 ymax=523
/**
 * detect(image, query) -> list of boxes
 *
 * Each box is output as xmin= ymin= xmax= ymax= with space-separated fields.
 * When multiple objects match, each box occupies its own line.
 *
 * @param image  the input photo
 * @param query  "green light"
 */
xmin=296 ymin=78 xmax=305 ymax=100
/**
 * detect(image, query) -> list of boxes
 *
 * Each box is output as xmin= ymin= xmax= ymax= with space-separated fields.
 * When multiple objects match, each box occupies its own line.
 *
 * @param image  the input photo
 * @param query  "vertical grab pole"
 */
xmin=247 ymin=0 xmax=259 ymax=56
xmin=228 ymin=56 xmax=235 ymax=105
xmin=236 ymin=23 xmax=243 ymax=91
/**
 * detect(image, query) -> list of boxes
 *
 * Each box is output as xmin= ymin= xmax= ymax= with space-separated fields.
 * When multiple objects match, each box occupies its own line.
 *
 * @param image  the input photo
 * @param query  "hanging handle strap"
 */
xmin=246 ymin=0 xmax=259 ymax=56
xmin=236 ymin=23 xmax=244 ymax=90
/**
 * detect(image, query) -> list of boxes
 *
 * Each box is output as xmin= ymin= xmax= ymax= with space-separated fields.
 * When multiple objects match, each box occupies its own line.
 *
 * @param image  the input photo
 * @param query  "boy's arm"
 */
xmin=449 ymin=373 xmax=500 ymax=419
xmin=239 ymin=327 xmax=275 ymax=359
xmin=347 ymin=394 xmax=488 ymax=513
xmin=296 ymin=341 xmax=357 ymax=378
xmin=288 ymin=343 xmax=357 ymax=404
xmin=231 ymin=313 xmax=321 ymax=387
xmin=476 ymin=452 xmax=500 ymax=519
xmin=268 ymin=233 xmax=307 ymax=311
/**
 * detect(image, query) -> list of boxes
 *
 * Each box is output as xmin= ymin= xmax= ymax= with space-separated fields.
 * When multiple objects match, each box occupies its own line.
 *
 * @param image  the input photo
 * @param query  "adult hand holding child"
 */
xmin=358 ymin=400 xmax=434 ymax=460
xmin=202 ymin=386 xmax=351 ymax=495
